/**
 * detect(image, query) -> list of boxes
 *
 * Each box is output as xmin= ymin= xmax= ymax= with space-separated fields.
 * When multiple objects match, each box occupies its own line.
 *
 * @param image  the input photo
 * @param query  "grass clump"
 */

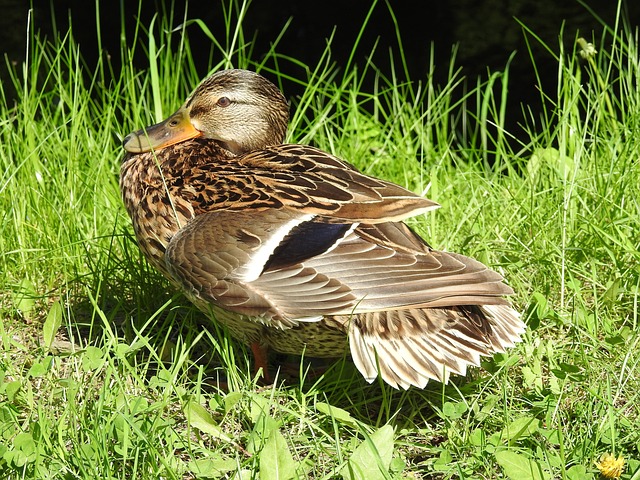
xmin=0 ymin=0 xmax=639 ymax=478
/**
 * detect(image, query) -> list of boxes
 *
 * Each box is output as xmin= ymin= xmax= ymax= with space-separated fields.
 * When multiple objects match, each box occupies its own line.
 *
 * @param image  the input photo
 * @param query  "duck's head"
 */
xmin=123 ymin=69 xmax=289 ymax=155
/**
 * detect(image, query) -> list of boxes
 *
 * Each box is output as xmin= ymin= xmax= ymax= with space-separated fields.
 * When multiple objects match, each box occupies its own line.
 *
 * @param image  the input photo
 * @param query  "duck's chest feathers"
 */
xmin=120 ymin=151 xmax=197 ymax=274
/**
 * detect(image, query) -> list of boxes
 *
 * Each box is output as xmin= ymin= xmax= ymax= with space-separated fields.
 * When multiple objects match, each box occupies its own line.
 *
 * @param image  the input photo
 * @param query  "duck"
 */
xmin=120 ymin=69 xmax=525 ymax=389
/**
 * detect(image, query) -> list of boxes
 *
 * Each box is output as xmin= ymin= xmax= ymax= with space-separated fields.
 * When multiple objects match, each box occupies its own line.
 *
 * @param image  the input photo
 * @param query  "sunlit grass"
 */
xmin=0 ymin=0 xmax=639 ymax=478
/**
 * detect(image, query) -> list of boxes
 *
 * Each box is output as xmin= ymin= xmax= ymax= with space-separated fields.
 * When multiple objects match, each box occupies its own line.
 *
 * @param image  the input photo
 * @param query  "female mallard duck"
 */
xmin=120 ymin=69 xmax=525 ymax=389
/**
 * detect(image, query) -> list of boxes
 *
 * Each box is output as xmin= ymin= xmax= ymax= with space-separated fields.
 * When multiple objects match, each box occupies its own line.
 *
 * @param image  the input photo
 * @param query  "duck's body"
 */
xmin=120 ymin=69 xmax=525 ymax=389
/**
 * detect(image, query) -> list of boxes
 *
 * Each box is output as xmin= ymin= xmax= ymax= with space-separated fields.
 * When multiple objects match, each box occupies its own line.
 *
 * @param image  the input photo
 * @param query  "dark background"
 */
xmin=2 ymin=0 xmax=639 ymax=143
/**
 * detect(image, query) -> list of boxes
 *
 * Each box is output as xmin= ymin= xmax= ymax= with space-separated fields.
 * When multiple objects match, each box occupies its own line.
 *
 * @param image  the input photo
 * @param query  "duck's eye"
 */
xmin=217 ymin=97 xmax=231 ymax=107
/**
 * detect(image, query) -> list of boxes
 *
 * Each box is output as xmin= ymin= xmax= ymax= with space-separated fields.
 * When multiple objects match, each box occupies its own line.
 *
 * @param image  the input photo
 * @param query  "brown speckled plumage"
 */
xmin=120 ymin=69 xmax=525 ymax=389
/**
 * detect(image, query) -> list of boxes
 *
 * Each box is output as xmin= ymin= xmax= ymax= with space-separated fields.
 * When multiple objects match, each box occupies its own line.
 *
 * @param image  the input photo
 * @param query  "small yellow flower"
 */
xmin=595 ymin=453 xmax=625 ymax=479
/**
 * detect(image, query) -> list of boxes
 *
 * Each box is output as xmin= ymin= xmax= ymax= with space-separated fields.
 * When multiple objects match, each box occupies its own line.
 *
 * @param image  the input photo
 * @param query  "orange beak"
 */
xmin=123 ymin=107 xmax=203 ymax=153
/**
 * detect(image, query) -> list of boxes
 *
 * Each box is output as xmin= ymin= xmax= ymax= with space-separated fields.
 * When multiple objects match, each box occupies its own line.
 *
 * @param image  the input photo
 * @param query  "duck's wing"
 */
xmin=299 ymin=222 xmax=523 ymax=389
xmin=165 ymin=208 xmax=515 ymax=322
xmin=165 ymin=209 xmax=524 ymax=388
xmin=181 ymin=142 xmax=439 ymax=222
xmin=164 ymin=208 xmax=358 ymax=329
xmin=347 ymin=303 xmax=524 ymax=389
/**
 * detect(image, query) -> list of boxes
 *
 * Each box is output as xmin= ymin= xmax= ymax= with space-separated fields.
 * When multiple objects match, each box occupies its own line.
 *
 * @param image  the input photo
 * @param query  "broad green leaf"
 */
xmin=5 ymin=380 xmax=21 ymax=402
xmin=184 ymin=401 xmax=232 ymax=442
xmin=248 ymin=393 xmax=272 ymax=423
xmin=389 ymin=456 xmax=406 ymax=474
xmin=81 ymin=346 xmax=105 ymax=371
xmin=5 ymin=433 xmax=38 ymax=468
xmin=469 ymin=428 xmax=485 ymax=446
xmin=43 ymin=300 xmax=62 ymax=350
xmin=13 ymin=279 xmax=36 ymax=321
xmin=4 ymin=449 xmax=29 ymax=468
xmin=259 ymin=429 xmax=296 ymax=480
xmin=475 ymin=394 xmax=499 ymax=421
xmin=190 ymin=456 xmax=236 ymax=478
xmin=495 ymin=450 xmax=549 ymax=480
xmin=248 ymin=412 xmax=280 ymax=454
xmin=14 ymin=432 xmax=36 ymax=455
xmin=223 ymin=391 xmax=243 ymax=413
xmin=316 ymin=401 xmax=357 ymax=427
xmin=129 ymin=395 xmax=150 ymax=415
xmin=79 ymin=444 xmax=96 ymax=460
xmin=27 ymin=362 xmax=47 ymax=378
xmin=434 ymin=449 xmax=453 ymax=467
xmin=565 ymin=464 xmax=592 ymax=480
xmin=501 ymin=416 xmax=540 ymax=443
xmin=442 ymin=401 xmax=467 ymax=419
xmin=539 ymin=427 xmax=560 ymax=445
xmin=342 ymin=425 xmax=395 ymax=480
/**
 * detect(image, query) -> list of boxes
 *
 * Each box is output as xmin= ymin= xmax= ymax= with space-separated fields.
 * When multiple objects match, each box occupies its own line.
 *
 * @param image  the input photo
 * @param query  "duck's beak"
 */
xmin=122 ymin=107 xmax=203 ymax=153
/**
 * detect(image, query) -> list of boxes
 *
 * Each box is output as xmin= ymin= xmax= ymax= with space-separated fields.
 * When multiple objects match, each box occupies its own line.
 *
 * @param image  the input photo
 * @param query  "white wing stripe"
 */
xmin=234 ymin=214 xmax=315 ymax=282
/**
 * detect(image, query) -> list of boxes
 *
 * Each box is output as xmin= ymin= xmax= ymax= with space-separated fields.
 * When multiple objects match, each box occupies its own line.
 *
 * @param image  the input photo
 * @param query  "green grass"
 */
xmin=1 ymin=1 xmax=639 ymax=478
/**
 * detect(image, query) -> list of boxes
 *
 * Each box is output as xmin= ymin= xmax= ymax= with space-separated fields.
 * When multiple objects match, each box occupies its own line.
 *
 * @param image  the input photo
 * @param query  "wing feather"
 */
xmin=347 ymin=305 xmax=524 ymax=389
xmin=158 ymin=140 xmax=438 ymax=222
